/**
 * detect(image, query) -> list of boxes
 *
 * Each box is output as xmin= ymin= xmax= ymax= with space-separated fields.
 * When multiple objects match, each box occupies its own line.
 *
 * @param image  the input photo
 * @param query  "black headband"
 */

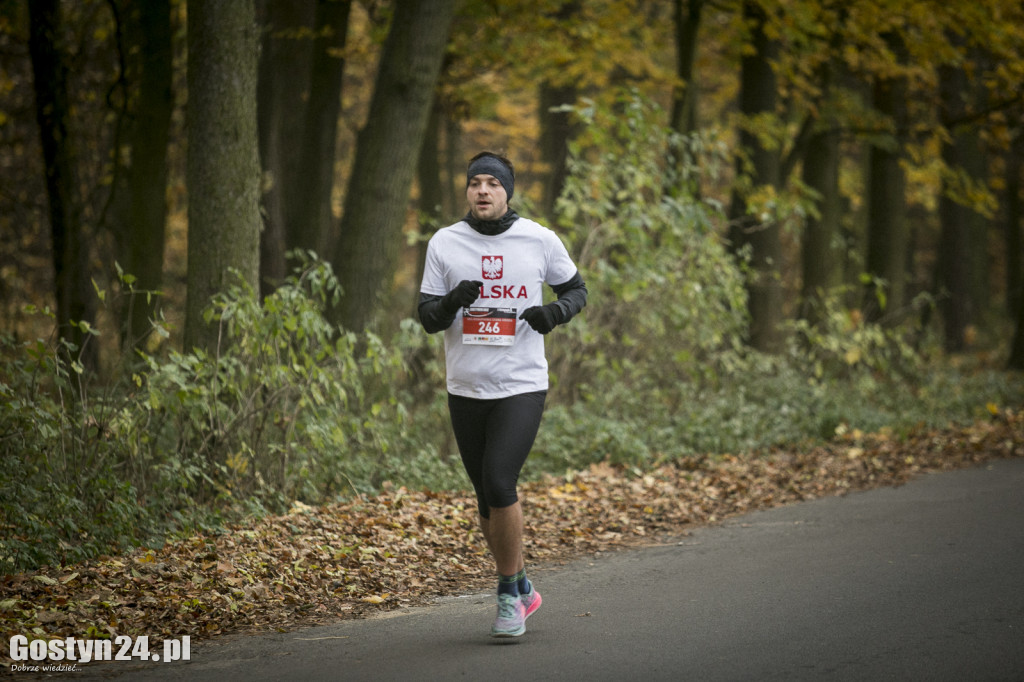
xmin=466 ymin=155 xmax=514 ymax=201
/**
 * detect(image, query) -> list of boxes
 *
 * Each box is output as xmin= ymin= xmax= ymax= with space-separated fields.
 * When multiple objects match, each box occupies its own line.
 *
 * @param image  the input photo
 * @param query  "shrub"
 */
xmin=548 ymin=92 xmax=749 ymax=402
xmin=0 ymin=319 xmax=142 ymax=573
xmin=526 ymin=93 xmax=1024 ymax=474
xmin=0 ymin=256 xmax=458 ymax=572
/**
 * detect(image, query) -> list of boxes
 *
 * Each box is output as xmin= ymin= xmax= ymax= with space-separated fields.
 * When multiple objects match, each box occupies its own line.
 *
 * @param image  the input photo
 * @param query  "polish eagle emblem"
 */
xmin=482 ymin=256 xmax=503 ymax=280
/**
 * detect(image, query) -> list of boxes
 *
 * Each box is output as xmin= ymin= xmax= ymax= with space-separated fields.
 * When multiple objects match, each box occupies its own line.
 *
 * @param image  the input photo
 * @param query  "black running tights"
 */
xmin=447 ymin=391 xmax=547 ymax=518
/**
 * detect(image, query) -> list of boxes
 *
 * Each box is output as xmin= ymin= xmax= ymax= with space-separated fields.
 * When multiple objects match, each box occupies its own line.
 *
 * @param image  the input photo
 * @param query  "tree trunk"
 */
xmin=669 ymin=0 xmax=701 ymax=138
xmin=798 ymin=11 xmax=846 ymax=327
xmin=863 ymin=34 xmax=909 ymax=324
xmin=289 ymin=0 xmax=352 ymax=260
xmin=668 ymin=0 xmax=702 ymax=197
xmin=115 ymin=0 xmax=173 ymax=351
xmin=1005 ymin=131 xmax=1023 ymax=317
xmin=257 ymin=0 xmax=316 ymax=295
xmin=28 ymin=0 xmax=98 ymax=371
xmin=799 ymin=125 xmax=842 ymax=325
xmin=1009 ymin=263 xmax=1024 ymax=370
xmin=937 ymin=57 xmax=977 ymax=352
xmin=443 ymin=111 xmax=462 ymax=216
xmin=537 ymin=2 xmax=581 ymax=218
xmin=538 ymin=81 xmax=579 ymax=217
xmin=413 ymin=99 xmax=444 ymax=317
xmin=185 ymin=0 xmax=262 ymax=352
xmin=331 ymin=0 xmax=457 ymax=332
xmin=418 ymin=101 xmax=445 ymax=226
xmin=965 ymin=48 xmax=993 ymax=323
xmin=728 ymin=0 xmax=782 ymax=354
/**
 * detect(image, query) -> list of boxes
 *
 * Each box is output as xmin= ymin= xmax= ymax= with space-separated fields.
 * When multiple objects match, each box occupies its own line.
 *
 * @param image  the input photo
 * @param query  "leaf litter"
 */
xmin=1 ymin=411 xmax=1021 ymax=666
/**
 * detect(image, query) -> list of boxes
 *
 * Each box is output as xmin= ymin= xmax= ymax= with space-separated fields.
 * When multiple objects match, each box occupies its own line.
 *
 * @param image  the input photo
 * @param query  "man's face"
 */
xmin=467 ymin=174 xmax=508 ymax=221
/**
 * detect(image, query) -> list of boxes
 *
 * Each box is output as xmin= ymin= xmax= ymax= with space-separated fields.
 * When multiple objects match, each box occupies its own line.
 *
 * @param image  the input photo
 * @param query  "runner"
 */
xmin=418 ymin=151 xmax=587 ymax=637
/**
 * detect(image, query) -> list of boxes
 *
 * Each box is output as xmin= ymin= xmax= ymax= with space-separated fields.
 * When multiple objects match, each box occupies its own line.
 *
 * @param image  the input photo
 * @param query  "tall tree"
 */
xmin=1009 ymin=141 xmax=1024 ymax=370
xmin=937 ymin=46 xmax=982 ymax=352
xmin=538 ymin=80 xmax=579 ymax=217
xmin=412 ymin=98 xmax=445 ymax=316
xmin=1005 ymin=129 xmax=1023 ymax=317
xmin=184 ymin=0 xmax=261 ymax=352
xmin=1009 ymin=283 xmax=1024 ymax=370
xmin=287 ymin=0 xmax=351 ymax=259
xmin=668 ymin=0 xmax=703 ymax=198
xmin=1009 ymin=147 xmax=1024 ymax=370
xmin=728 ymin=0 xmax=783 ymax=353
xmin=331 ymin=0 xmax=457 ymax=332
xmin=537 ymin=2 xmax=581 ymax=217
xmin=256 ymin=0 xmax=316 ymax=294
xmin=799 ymin=123 xmax=842 ymax=324
xmin=669 ymin=0 xmax=701 ymax=139
xmin=28 ymin=0 xmax=99 ymax=370
xmin=797 ymin=8 xmax=845 ymax=326
xmin=863 ymin=32 xmax=909 ymax=324
xmin=112 ymin=0 xmax=173 ymax=350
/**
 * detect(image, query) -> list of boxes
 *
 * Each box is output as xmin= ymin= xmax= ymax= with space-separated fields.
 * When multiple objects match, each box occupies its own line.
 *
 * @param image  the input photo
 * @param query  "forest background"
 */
xmin=2 ymin=0 xmax=1024 ymax=575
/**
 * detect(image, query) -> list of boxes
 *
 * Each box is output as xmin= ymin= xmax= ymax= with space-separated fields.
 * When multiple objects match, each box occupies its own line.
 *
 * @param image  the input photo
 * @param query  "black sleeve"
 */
xmin=420 ymin=272 xmax=587 ymax=333
xmin=418 ymin=293 xmax=457 ymax=334
xmin=549 ymin=271 xmax=588 ymax=325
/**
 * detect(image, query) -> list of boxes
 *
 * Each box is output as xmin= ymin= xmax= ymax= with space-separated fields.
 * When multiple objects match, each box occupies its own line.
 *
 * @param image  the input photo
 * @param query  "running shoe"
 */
xmin=491 ymin=593 xmax=526 ymax=637
xmin=520 ymin=586 xmax=542 ymax=619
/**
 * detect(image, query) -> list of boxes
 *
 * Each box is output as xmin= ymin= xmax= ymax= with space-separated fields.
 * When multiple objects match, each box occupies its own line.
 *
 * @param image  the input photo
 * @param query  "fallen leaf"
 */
xmin=0 ymin=414 xmax=1020 ymax=669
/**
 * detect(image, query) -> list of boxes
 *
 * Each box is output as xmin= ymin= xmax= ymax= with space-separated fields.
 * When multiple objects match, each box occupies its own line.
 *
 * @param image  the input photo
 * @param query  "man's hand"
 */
xmin=519 ymin=305 xmax=559 ymax=334
xmin=441 ymin=280 xmax=483 ymax=314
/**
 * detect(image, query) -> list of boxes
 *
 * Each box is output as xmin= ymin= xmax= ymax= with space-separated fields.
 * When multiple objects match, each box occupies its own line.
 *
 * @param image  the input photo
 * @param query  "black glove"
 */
xmin=441 ymin=280 xmax=482 ymax=315
xmin=519 ymin=304 xmax=561 ymax=334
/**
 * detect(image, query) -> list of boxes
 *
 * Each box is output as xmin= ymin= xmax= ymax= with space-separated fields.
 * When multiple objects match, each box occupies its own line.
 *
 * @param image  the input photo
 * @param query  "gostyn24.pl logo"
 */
xmin=8 ymin=634 xmax=190 ymax=671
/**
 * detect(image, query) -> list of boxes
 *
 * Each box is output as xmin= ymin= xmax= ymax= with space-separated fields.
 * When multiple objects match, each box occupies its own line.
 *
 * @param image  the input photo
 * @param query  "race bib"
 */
xmin=462 ymin=307 xmax=517 ymax=346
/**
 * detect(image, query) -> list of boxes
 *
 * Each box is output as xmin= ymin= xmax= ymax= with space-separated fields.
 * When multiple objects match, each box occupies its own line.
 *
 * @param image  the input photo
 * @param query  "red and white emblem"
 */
xmin=482 ymin=256 xmax=503 ymax=280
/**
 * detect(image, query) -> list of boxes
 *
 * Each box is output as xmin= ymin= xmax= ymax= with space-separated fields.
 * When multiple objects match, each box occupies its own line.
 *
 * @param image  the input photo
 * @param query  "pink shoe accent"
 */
xmin=521 ymin=587 xmax=542 ymax=619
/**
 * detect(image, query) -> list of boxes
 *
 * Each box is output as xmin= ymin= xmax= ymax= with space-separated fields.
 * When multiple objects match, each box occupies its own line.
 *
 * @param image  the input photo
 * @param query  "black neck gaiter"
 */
xmin=464 ymin=209 xmax=519 ymax=236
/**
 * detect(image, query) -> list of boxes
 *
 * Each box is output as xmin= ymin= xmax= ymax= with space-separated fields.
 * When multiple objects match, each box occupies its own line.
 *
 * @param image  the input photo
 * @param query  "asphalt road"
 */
xmin=78 ymin=457 xmax=1024 ymax=681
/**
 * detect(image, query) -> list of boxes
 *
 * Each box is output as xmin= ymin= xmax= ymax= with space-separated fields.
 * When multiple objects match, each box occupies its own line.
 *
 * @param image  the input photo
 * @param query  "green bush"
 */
xmin=526 ymin=93 xmax=1024 ymax=475
xmin=548 ymin=93 xmax=749 ymax=402
xmin=0 ymin=257 xmax=459 ymax=573
xmin=0 ymin=320 xmax=143 ymax=573
xmin=124 ymin=256 xmax=458 ymax=508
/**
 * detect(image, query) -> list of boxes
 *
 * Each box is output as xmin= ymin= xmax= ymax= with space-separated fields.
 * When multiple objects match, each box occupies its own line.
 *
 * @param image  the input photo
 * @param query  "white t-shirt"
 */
xmin=420 ymin=217 xmax=579 ymax=399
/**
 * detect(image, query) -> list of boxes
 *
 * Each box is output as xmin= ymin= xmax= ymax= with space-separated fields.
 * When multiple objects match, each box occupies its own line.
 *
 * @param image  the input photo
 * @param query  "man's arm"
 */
xmin=418 ymin=293 xmax=457 ymax=334
xmin=549 ymin=271 xmax=588 ymax=324
xmin=417 ymin=280 xmax=484 ymax=334
xmin=518 ymin=271 xmax=588 ymax=334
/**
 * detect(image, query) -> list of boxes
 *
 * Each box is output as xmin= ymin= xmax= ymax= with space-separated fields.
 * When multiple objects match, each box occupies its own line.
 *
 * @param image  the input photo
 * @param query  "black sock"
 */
xmin=518 ymin=571 xmax=532 ymax=595
xmin=498 ymin=571 xmax=521 ymax=597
